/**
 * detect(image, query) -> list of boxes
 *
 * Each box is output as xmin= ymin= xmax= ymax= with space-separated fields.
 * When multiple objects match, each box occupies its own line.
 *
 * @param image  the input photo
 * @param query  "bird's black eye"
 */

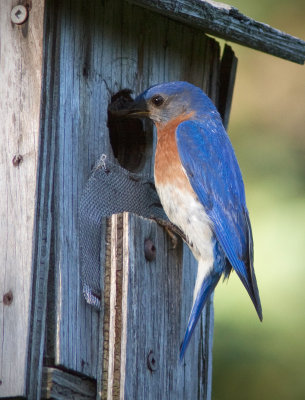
xmin=151 ymin=95 xmax=164 ymax=107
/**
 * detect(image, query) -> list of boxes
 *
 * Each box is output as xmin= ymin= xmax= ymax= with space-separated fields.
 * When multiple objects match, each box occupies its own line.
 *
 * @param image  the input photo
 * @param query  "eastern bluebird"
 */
xmin=117 ymin=81 xmax=262 ymax=360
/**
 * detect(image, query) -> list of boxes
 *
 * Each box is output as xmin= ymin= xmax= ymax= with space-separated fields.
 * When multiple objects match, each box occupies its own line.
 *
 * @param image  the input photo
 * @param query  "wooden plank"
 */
xmin=96 ymin=220 xmax=110 ymax=400
xmin=100 ymin=213 xmax=212 ymax=399
xmin=41 ymin=367 xmax=96 ymax=399
xmin=45 ymin=0 xmax=102 ymax=379
xmin=0 ymin=0 xmax=45 ymax=397
xmin=126 ymin=0 xmax=305 ymax=64
xmin=219 ymin=44 xmax=238 ymax=130
xmin=26 ymin=1 xmax=61 ymax=398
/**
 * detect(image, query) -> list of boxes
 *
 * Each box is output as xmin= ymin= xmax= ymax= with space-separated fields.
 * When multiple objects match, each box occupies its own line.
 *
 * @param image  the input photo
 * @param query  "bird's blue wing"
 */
xmin=176 ymin=117 xmax=262 ymax=320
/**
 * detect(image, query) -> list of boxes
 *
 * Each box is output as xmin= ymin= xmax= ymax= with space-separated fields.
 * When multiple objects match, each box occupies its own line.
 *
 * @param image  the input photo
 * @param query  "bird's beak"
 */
xmin=110 ymin=96 xmax=150 ymax=118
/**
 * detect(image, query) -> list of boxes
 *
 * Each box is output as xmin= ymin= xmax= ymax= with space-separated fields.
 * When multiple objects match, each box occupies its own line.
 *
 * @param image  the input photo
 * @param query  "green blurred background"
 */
xmin=212 ymin=1 xmax=305 ymax=399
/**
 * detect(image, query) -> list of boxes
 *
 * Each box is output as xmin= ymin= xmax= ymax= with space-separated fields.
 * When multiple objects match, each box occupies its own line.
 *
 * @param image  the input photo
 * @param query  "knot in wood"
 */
xmin=144 ymin=238 xmax=156 ymax=262
xmin=147 ymin=350 xmax=157 ymax=372
xmin=3 ymin=290 xmax=13 ymax=306
xmin=12 ymin=154 xmax=23 ymax=167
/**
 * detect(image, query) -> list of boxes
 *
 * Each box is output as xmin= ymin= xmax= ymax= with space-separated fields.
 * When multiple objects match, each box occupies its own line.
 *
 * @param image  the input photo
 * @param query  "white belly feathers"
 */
xmin=156 ymin=183 xmax=214 ymax=264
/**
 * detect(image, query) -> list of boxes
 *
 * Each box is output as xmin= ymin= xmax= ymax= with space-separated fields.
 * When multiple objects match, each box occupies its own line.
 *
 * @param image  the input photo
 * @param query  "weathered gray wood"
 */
xmin=43 ymin=0 xmax=103 ymax=379
xmin=100 ymin=213 xmax=213 ymax=399
xmin=126 ymin=0 xmax=305 ymax=64
xmin=26 ymin=1 xmax=61 ymax=398
xmin=41 ymin=367 xmax=96 ymax=399
xmin=0 ymin=0 xmax=45 ymax=397
xmin=43 ymin=0 xmax=222 ymax=382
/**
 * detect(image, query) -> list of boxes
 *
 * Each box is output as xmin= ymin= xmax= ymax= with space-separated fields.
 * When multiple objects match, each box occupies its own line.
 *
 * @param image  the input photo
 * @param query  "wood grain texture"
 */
xmin=127 ymin=0 xmax=305 ymax=64
xmin=100 ymin=213 xmax=214 ymax=399
xmin=27 ymin=1 xmax=61 ymax=397
xmin=41 ymin=367 xmax=96 ymax=399
xmin=0 ymin=0 xmax=44 ymax=397
xmin=44 ymin=0 xmax=103 ymax=379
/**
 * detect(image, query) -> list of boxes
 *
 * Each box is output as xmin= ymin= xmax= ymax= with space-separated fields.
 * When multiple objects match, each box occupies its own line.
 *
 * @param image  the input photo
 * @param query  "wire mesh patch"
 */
xmin=79 ymin=154 xmax=167 ymax=308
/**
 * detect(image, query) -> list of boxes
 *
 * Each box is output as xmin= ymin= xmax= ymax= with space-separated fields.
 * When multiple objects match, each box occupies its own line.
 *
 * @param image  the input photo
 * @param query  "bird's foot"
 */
xmin=151 ymin=218 xmax=186 ymax=248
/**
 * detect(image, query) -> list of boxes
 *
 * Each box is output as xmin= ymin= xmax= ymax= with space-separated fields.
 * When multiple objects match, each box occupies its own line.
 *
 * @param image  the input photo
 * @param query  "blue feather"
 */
xmin=180 ymin=270 xmax=221 ymax=360
xmin=176 ymin=117 xmax=262 ymax=321
xmin=180 ymin=239 xmax=226 ymax=360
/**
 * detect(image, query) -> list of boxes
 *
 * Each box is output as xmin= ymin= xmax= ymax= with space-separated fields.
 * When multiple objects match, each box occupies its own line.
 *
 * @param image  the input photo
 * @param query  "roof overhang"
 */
xmin=126 ymin=0 xmax=305 ymax=64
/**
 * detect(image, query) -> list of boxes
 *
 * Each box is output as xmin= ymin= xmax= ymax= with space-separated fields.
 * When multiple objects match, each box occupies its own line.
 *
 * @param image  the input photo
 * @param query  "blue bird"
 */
xmin=119 ymin=81 xmax=262 ymax=360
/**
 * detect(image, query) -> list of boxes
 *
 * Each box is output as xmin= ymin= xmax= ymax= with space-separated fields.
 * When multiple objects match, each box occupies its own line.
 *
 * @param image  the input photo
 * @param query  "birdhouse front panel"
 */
xmin=37 ymin=1 xmax=238 ymax=396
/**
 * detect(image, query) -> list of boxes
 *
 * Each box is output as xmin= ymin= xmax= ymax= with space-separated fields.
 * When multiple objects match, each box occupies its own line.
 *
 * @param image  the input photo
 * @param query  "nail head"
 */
xmin=144 ymin=238 xmax=156 ymax=262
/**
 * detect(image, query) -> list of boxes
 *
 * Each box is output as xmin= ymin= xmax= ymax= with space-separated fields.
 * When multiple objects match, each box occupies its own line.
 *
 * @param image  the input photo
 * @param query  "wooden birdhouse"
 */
xmin=1 ymin=0 xmax=304 ymax=399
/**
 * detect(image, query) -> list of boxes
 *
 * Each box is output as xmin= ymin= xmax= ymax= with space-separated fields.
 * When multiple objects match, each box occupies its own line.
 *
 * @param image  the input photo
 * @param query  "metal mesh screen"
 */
xmin=79 ymin=154 xmax=167 ymax=309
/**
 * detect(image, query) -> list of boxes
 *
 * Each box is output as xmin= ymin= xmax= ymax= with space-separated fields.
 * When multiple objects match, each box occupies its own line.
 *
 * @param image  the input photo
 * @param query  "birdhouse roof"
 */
xmin=127 ymin=0 xmax=305 ymax=64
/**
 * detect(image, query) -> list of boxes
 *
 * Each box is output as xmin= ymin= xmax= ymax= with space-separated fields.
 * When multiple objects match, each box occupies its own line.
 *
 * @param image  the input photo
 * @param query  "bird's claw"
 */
xmin=151 ymin=217 xmax=186 ymax=248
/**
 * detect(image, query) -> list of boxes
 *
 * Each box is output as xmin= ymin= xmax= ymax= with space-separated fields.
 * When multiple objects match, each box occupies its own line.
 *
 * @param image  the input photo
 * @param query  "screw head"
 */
xmin=11 ymin=5 xmax=28 ymax=25
xmin=144 ymin=239 xmax=156 ymax=262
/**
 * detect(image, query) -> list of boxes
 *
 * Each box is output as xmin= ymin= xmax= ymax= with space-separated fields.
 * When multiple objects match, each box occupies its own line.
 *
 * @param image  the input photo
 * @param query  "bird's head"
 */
xmin=114 ymin=81 xmax=217 ymax=125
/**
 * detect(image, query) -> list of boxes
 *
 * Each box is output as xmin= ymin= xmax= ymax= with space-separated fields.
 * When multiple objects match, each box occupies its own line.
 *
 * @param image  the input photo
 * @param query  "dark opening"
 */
xmin=108 ymin=89 xmax=153 ymax=172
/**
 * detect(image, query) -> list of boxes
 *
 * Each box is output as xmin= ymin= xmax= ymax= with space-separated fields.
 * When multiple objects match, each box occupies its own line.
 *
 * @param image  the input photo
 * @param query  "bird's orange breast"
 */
xmin=154 ymin=112 xmax=195 ymax=190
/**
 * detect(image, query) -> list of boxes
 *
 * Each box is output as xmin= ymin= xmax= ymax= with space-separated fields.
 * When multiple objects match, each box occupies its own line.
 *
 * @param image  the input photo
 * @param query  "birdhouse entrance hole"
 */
xmin=108 ymin=89 xmax=153 ymax=173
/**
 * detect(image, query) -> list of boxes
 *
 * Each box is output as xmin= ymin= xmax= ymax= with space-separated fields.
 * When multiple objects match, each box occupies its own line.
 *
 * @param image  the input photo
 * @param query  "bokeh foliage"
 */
xmin=212 ymin=1 xmax=305 ymax=399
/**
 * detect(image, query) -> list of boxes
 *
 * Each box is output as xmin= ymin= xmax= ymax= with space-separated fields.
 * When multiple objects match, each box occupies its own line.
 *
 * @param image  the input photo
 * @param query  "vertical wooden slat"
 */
xmin=50 ymin=0 xmax=102 ymax=378
xmin=101 ymin=213 xmax=212 ymax=399
xmin=219 ymin=44 xmax=238 ymax=130
xmin=0 ymin=1 xmax=45 ymax=397
xmin=27 ymin=1 xmax=60 ymax=397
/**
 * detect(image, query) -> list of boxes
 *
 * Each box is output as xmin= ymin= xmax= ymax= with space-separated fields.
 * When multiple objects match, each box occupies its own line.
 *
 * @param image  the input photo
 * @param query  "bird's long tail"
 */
xmin=179 ymin=266 xmax=221 ymax=360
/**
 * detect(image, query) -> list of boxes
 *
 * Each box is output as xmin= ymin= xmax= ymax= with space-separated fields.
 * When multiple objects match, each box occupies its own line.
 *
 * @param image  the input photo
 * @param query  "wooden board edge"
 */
xmin=41 ymin=367 xmax=96 ymax=399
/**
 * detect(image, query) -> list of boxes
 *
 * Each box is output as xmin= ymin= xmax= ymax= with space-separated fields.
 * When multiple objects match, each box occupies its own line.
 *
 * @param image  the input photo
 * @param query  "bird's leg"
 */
xmin=151 ymin=218 xmax=187 ymax=248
